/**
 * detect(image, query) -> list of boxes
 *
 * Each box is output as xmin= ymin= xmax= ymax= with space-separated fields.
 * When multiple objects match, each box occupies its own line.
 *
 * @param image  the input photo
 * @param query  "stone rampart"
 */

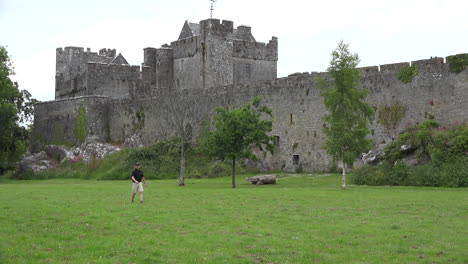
xmin=34 ymin=52 xmax=468 ymax=172
xmin=31 ymin=96 xmax=111 ymax=152
xmin=233 ymin=37 xmax=278 ymax=61
xmin=200 ymin=19 xmax=234 ymax=38
xmin=171 ymin=36 xmax=201 ymax=59
xmin=86 ymin=62 xmax=143 ymax=98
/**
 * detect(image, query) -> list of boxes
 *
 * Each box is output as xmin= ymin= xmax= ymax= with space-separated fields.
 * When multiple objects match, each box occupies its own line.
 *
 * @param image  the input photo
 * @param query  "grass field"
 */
xmin=0 ymin=174 xmax=466 ymax=264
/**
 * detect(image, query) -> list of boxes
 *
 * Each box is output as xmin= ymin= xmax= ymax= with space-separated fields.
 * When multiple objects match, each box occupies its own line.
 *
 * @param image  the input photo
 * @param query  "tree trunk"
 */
xmin=232 ymin=158 xmax=236 ymax=188
xmin=341 ymin=161 xmax=346 ymax=190
xmin=179 ymin=143 xmax=185 ymax=186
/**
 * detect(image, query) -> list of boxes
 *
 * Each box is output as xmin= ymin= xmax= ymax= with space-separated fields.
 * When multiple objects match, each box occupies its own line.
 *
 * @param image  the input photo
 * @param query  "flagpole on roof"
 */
xmin=210 ymin=0 xmax=216 ymax=18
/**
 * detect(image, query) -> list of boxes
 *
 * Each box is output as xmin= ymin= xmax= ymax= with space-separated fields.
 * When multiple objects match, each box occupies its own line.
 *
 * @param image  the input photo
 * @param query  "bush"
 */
xmin=355 ymin=156 xmax=468 ymax=187
xmin=398 ymin=63 xmax=419 ymax=83
xmin=382 ymin=162 xmax=409 ymax=186
xmin=207 ymin=161 xmax=231 ymax=178
xmin=352 ymin=165 xmax=385 ymax=186
xmin=447 ymin=54 xmax=468 ymax=73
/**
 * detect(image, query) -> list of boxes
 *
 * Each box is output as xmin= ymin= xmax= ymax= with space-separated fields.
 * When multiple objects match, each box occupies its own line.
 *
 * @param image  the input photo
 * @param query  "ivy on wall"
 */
xmin=447 ymin=54 xmax=468 ymax=73
xmin=377 ymin=102 xmax=408 ymax=135
xmin=398 ymin=64 xmax=419 ymax=83
xmin=74 ymin=104 xmax=88 ymax=143
xmin=131 ymin=108 xmax=145 ymax=131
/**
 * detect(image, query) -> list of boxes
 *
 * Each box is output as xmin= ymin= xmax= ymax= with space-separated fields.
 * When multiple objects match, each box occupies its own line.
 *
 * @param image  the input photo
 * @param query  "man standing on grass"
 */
xmin=131 ymin=162 xmax=146 ymax=204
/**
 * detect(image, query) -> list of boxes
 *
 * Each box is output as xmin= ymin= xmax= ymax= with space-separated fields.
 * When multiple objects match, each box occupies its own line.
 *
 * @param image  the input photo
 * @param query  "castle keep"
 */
xmin=33 ymin=18 xmax=468 ymax=172
xmin=54 ymin=19 xmax=277 ymax=99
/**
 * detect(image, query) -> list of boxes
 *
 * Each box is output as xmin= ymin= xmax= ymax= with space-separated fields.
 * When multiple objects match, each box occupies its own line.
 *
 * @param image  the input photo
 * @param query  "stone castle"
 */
xmin=32 ymin=18 xmax=468 ymax=172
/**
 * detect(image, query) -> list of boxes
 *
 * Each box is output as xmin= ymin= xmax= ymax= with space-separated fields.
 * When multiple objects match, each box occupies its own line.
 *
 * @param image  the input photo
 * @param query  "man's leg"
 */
xmin=139 ymin=191 xmax=143 ymax=203
xmin=131 ymin=192 xmax=136 ymax=202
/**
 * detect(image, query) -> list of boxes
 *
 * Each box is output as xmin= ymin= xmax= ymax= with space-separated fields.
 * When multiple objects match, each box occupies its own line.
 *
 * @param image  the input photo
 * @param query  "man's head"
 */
xmin=135 ymin=162 xmax=141 ymax=169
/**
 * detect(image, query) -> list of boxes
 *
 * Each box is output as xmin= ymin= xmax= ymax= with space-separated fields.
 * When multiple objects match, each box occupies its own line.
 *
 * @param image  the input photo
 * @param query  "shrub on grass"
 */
xmin=352 ymin=165 xmax=385 ymax=186
xmin=207 ymin=161 xmax=231 ymax=178
xmin=382 ymin=162 xmax=410 ymax=186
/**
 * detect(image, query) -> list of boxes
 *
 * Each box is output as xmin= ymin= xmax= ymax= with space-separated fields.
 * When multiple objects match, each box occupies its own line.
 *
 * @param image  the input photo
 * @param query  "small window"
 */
xmin=290 ymin=114 xmax=294 ymax=125
xmin=274 ymin=136 xmax=280 ymax=147
xmin=293 ymin=155 xmax=299 ymax=165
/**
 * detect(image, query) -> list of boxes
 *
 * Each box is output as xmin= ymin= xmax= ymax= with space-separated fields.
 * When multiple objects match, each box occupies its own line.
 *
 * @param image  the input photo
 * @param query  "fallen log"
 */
xmin=245 ymin=175 xmax=277 ymax=185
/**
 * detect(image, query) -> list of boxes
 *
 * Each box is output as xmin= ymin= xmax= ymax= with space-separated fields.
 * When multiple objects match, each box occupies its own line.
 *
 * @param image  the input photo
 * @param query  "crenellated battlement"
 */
xmin=36 ymin=18 xmax=468 ymax=173
xmin=200 ymin=19 xmax=234 ymax=38
xmin=233 ymin=37 xmax=278 ymax=61
xmin=236 ymin=25 xmax=255 ymax=41
xmin=171 ymin=35 xmax=200 ymax=59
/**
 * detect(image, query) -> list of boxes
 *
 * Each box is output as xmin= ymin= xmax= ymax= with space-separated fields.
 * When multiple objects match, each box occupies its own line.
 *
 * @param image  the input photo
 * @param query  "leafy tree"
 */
xmin=201 ymin=96 xmax=274 ymax=188
xmin=0 ymin=45 xmax=37 ymax=174
xmin=319 ymin=41 xmax=374 ymax=190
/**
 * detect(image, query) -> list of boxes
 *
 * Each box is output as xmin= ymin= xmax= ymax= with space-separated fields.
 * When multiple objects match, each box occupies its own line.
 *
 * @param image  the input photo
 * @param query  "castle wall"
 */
xmin=55 ymin=47 xmax=115 ymax=99
xmin=143 ymin=48 xmax=157 ymax=85
xmin=233 ymin=58 xmax=277 ymax=84
xmin=105 ymin=55 xmax=468 ymax=172
xmin=232 ymin=37 xmax=278 ymax=61
xmin=34 ymin=55 xmax=468 ymax=171
xmin=38 ymin=25 xmax=468 ymax=173
xmin=31 ymin=96 xmax=110 ymax=152
xmin=86 ymin=62 xmax=142 ymax=98
xmin=203 ymin=36 xmax=234 ymax=88
xmin=155 ymin=48 xmax=174 ymax=89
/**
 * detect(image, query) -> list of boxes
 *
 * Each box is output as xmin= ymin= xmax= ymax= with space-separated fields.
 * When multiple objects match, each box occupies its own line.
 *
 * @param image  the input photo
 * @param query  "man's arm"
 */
xmin=142 ymin=177 xmax=146 ymax=184
xmin=131 ymin=176 xmax=139 ymax=183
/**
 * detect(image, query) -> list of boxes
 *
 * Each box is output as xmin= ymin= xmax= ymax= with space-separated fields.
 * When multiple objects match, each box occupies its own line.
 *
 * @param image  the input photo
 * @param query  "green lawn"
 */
xmin=0 ymin=174 xmax=466 ymax=264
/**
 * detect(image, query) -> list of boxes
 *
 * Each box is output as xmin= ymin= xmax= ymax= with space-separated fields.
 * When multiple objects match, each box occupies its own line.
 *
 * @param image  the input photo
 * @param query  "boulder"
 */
xmin=362 ymin=148 xmax=384 ymax=165
xmin=123 ymin=134 xmax=144 ymax=148
xmin=18 ymin=151 xmax=54 ymax=173
xmin=246 ymin=175 xmax=277 ymax=185
xmin=45 ymin=145 xmax=74 ymax=162
xmin=18 ymin=137 xmax=121 ymax=173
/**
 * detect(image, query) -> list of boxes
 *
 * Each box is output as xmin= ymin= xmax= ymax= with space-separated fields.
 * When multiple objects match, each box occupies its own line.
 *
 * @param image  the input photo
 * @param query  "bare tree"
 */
xmin=162 ymin=89 xmax=209 ymax=186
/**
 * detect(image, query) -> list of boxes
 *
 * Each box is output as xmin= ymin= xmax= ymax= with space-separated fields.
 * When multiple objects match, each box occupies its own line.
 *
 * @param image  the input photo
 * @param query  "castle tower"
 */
xmin=170 ymin=18 xmax=278 ymax=90
xmin=55 ymin=47 xmax=131 ymax=99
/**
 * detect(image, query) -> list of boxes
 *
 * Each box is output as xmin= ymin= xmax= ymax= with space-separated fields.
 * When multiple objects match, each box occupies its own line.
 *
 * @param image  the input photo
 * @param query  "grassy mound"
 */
xmin=21 ymin=141 xmax=258 ymax=180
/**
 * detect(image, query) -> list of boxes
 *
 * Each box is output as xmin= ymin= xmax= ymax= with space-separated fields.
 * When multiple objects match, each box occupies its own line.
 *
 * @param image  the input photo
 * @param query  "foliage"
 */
xmin=131 ymin=108 xmax=145 ymax=131
xmin=0 ymin=45 xmax=37 ymax=174
xmin=200 ymin=96 xmax=274 ymax=188
xmin=397 ymin=63 xmax=419 ymax=83
xmin=446 ymin=53 xmax=468 ymax=73
xmin=74 ymin=104 xmax=88 ymax=143
xmin=21 ymin=139 xmax=257 ymax=180
xmin=318 ymin=41 xmax=374 ymax=189
xmin=354 ymin=121 xmax=468 ymax=187
xmin=353 ymin=157 xmax=468 ymax=187
xmin=377 ymin=102 xmax=407 ymax=137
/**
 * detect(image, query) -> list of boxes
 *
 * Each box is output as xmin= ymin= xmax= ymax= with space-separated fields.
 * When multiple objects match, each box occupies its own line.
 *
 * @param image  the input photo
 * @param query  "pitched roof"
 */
xmin=178 ymin=21 xmax=201 ymax=40
xmin=188 ymin=22 xmax=200 ymax=36
xmin=109 ymin=53 xmax=129 ymax=65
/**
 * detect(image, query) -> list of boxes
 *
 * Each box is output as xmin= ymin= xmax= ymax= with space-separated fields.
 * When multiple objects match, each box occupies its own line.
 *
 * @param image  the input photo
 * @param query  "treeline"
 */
xmin=0 ymin=45 xmax=37 ymax=174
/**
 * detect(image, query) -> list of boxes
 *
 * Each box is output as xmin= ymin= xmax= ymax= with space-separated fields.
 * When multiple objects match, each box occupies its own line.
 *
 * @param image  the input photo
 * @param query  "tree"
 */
xmin=319 ymin=41 xmax=374 ymax=190
xmin=201 ymin=96 xmax=274 ymax=188
xmin=162 ymin=90 xmax=208 ymax=186
xmin=0 ymin=45 xmax=37 ymax=174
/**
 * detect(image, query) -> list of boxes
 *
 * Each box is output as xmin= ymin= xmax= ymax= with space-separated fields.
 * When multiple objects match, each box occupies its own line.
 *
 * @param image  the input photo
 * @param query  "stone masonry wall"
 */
xmin=86 ymin=62 xmax=144 ymax=99
xmin=34 ymin=52 xmax=468 ymax=172
xmin=55 ymin=47 xmax=116 ymax=99
xmin=31 ymin=96 xmax=111 ymax=152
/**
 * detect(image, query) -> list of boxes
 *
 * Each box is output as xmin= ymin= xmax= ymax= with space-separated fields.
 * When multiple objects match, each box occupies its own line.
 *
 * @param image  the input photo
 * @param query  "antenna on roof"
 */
xmin=210 ymin=0 xmax=216 ymax=18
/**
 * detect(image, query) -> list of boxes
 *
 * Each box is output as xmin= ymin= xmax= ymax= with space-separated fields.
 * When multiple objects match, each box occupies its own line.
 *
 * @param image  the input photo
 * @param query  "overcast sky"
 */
xmin=1 ymin=0 xmax=467 ymax=102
